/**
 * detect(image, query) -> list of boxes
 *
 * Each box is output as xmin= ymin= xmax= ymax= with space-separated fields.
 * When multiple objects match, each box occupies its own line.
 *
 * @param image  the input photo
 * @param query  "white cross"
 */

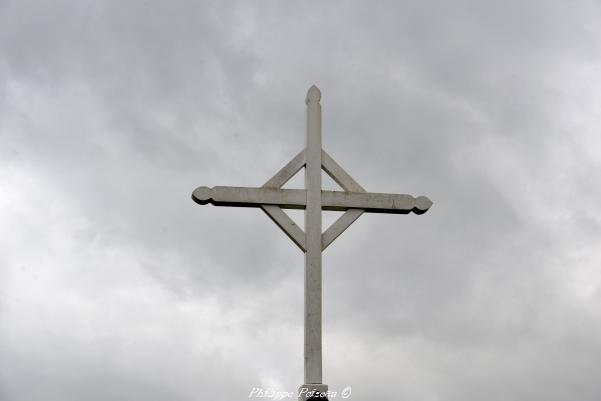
xmin=192 ymin=85 xmax=432 ymax=400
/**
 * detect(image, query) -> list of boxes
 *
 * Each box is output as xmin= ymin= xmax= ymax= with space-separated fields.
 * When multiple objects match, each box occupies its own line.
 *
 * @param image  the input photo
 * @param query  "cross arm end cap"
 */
xmin=192 ymin=186 xmax=214 ymax=205
xmin=414 ymin=196 xmax=433 ymax=214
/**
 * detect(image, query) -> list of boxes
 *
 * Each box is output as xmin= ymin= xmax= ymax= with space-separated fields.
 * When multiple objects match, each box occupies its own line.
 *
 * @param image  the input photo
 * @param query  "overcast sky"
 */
xmin=1 ymin=1 xmax=601 ymax=400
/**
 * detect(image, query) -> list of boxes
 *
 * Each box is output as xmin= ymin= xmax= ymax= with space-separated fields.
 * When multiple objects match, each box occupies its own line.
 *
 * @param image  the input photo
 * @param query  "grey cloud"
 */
xmin=1 ymin=1 xmax=601 ymax=400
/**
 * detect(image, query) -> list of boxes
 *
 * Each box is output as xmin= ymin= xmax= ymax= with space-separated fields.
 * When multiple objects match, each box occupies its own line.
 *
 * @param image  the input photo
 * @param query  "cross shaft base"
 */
xmin=298 ymin=384 xmax=329 ymax=401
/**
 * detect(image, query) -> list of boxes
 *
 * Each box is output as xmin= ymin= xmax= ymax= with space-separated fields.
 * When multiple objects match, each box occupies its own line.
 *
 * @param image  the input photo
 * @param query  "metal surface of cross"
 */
xmin=192 ymin=85 xmax=432 ymax=400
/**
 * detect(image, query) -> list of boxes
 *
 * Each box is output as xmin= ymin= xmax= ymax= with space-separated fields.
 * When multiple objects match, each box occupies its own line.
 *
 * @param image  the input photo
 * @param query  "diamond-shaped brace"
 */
xmin=260 ymin=148 xmax=366 ymax=252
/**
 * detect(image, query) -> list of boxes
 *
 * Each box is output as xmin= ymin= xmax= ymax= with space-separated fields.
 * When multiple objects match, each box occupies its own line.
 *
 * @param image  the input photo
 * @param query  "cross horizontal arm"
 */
xmin=194 ymin=186 xmax=307 ymax=209
xmin=192 ymin=186 xmax=432 ymax=214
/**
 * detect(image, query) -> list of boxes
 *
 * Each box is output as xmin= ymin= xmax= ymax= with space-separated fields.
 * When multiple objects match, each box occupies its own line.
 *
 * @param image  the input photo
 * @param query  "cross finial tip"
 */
xmin=305 ymin=85 xmax=321 ymax=104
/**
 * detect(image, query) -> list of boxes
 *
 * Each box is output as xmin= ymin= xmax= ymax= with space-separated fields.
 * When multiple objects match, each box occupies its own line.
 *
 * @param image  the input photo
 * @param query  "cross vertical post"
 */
xmin=304 ymin=86 xmax=323 ymax=388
